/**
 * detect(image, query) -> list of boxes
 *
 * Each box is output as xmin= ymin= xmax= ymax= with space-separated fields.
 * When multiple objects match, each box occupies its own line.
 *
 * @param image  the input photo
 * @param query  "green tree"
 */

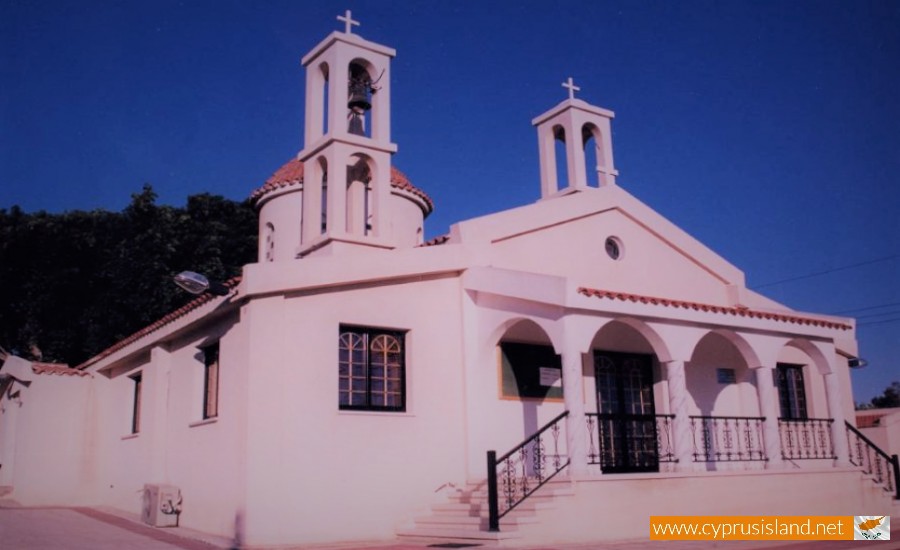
xmin=0 ymin=185 xmax=258 ymax=366
xmin=870 ymin=381 xmax=900 ymax=409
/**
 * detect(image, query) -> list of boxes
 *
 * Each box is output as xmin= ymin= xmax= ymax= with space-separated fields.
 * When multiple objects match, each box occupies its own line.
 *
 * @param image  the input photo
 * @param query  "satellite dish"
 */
xmin=174 ymin=271 xmax=229 ymax=296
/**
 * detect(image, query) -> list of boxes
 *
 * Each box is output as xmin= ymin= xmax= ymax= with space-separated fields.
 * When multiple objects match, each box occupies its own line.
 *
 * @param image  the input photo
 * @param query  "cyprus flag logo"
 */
xmin=854 ymin=516 xmax=890 ymax=540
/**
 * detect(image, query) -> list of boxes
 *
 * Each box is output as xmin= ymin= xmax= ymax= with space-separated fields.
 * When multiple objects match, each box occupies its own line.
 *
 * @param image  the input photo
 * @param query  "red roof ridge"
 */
xmin=419 ymin=234 xmax=451 ymax=247
xmin=249 ymin=158 xmax=434 ymax=213
xmin=577 ymin=287 xmax=853 ymax=330
xmin=32 ymin=362 xmax=90 ymax=377
xmin=76 ymin=277 xmax=242 ymax=371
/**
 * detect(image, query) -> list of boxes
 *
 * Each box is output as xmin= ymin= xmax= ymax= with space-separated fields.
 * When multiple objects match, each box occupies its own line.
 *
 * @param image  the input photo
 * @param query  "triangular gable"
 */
xmin=450 ymin=185 xmax=749 ymax=306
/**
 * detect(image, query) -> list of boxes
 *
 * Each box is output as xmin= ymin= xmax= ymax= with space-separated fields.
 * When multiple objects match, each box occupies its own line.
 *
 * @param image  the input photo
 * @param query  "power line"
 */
xmin=855 ymin=309 xmax=900 ymax=320
xmin=752 ymin=254 xmax=900 ymax=289
xmin=833 ymin=301 xmax=900 ymax=314
xmin=858 ymin=317 xmax=900 ymax=327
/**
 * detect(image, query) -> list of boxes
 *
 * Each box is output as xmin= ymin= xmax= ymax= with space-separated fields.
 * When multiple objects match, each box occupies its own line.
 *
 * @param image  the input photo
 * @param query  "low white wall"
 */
xmin=516 ymin=468 xmax=891 ymax=543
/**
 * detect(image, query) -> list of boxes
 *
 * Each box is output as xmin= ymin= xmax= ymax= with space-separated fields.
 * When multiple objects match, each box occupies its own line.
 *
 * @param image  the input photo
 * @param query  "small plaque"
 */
xmin=539 ymin=367 xmax=562 ymax=388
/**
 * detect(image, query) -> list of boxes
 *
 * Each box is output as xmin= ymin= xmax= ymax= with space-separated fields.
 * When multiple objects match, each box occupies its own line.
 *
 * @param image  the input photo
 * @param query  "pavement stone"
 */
xmin=1 ymin=505 xmax=897 ymax=550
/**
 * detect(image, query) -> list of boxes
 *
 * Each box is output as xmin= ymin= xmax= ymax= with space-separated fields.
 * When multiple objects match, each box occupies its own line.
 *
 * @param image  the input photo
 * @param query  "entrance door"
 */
xmin=594 ymin=352 xmax=659 ymax=473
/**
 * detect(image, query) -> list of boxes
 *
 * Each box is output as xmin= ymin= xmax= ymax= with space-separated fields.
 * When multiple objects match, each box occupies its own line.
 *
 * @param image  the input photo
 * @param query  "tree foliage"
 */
xmin=869 ymin=381 xmax=900 ymax=409
xmin=0 ymin=185 xmax=257 ymax=366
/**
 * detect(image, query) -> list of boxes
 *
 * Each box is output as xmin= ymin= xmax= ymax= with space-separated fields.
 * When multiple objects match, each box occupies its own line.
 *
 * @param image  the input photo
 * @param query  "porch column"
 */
xmin=561 ymin=345 xmax=588 ymax=476
xmin=824 ymin=370 xmax=851 ymax=465
xmin=754 ymin=364 xmax=784 ymax=468
xmin=664 ymin=360 xmax=694 ymax=469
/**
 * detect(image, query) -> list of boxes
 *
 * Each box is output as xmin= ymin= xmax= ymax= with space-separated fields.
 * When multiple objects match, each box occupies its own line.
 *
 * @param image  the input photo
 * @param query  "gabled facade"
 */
xmin=2 ymin=13 xmax=897 ymax=547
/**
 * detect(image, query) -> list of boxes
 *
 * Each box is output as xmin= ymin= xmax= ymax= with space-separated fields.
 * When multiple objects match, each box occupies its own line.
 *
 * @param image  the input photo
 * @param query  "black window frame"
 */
xmin=338 ymin=325 xmax=406 ymax=412
xmin=130 ymin=372 xmax=143 ymax=434
xmin=775 ymin=363 xmax=808 ymax=420
xmin=202 ymin=342 xmax=220 ymax=420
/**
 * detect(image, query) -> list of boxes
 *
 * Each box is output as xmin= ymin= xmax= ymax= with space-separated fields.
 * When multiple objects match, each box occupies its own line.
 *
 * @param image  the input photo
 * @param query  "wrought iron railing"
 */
xmin=779 ymin=417 xmax=835 ymax=460
xmin=585 ymin=412 xmax=676 ymax=467
xmin=487 ymin=411 xmax=569 ymax=532
xmin=846 ymin=421 xmax=900 ymax=499
xmin=690 ymin=415 xmax=767 ymax=462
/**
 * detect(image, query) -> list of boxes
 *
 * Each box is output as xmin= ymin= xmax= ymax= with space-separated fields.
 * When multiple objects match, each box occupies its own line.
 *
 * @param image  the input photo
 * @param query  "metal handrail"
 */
xmin=846 ymin=421 xmax=900 ymax=500
xmin=690 ymin=415 xmax=767 ymax=462
xmin=586 ymin=412 xmax=677 ymax=465
xmin=778 ymin=417 xmax=835 ymax=460
xmin=487 ymin=410 xmax=570 ymax=532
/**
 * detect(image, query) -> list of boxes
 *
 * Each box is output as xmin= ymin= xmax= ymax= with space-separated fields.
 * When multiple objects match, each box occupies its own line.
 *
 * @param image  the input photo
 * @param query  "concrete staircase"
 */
xmin=396 ymin=477 xmax=574 ymax=542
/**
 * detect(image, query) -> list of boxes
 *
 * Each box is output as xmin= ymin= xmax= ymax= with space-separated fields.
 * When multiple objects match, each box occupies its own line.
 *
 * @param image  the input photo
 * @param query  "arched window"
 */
xmin=582 ymin=123 xmax=601 ymax=187
xmin=338 ymin=326 xmax=406 ymax=411
xmin=553 ymin=125 xmax=568 ymax=188
xmin=338 ymin=332 xmax=367 ymax=408
xmin=370 ymin=334 xmax=403 ymax=408
xmin=319 ymin=158 xmax=328 ymax=234
xmin=346 ymin=155 xmax=373 ymax=235
xmin=264 ymin=223 xmax=275 ymax=262
xmin=320 ymin=62 xmax=330 ymax=135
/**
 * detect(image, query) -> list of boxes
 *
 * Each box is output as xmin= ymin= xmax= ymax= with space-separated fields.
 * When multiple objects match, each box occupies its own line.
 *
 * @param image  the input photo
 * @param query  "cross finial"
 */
xmin=337 ymin=10 xmax=360 ymax=35
xmin=562 ymin=77 xmax=580 ymax=100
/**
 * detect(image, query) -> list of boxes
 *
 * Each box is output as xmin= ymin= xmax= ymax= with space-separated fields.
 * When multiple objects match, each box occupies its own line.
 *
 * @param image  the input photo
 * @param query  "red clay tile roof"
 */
xmin=32 ymin=362 xmax=90 ymax=377
xmin=249 ymin=158 xmax=434 ymax=214
xmin=577 ymin=287 xmax=853 ymax=330
xmin=76 ymin=277 xmax=242 ymax=371
xmin=419 ymin=234 xmax=450 ymax=247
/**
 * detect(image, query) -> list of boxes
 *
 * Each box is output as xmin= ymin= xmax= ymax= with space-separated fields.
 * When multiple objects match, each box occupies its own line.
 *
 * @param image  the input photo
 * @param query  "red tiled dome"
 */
xmin=250 ymin=158 xmax=433 ymax=214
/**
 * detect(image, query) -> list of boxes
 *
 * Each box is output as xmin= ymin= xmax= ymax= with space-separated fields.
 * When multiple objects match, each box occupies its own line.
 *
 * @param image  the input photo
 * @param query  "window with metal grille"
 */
xmin=130 ymin=373 xmax=142 ymax=434
xmin=202 ymin=342 xmax=220 ymax=419
xmin=775 ymin=363 xmax=807 ymax=420
xmin=339 ymin=326 xmax=405 ymax=411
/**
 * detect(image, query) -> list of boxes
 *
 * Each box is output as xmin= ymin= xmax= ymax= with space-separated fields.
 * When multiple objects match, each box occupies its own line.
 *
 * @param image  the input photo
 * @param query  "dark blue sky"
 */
xmin=2 ymin=0 xmax=898 ymax=403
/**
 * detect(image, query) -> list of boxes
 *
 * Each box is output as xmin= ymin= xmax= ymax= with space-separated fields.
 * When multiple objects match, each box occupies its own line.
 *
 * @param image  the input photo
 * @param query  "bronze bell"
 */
xmin=348 ymin=76 xmax=372 ymax=111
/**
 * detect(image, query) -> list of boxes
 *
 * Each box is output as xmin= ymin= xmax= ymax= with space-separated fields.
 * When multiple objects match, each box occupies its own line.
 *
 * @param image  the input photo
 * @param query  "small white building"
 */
xmin=2 ymin=14 xmax=898 ymax=547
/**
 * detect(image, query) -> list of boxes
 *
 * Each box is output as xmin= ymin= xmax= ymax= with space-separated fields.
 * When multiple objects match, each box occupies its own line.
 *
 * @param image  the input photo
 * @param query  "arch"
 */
xmin=686 ymin=330 xmax=760 ymax=418
xmin=346 ymin=153 xmax=375 ymax=236
xmin=582 ymin=123 xmax=603 ymax=187
xmin=348 ymin=58 xmax=377 ymax=138
xmin=705 ymin=328 xmax=763 ymax=369
xmin=264 ymin=222 xmax=275 ymax=262
xmin=315 ymin=156 xmax=328 ymax=235
xmin=552 ymin=124 xmax=568 ymax=189
xmin=319 ymin=61 xmax=330 ymax=135
xmin=589 ymin=317 xmax=672 ymax=363
xmin=782 ymin=339 xmax=832 ymax=375
xmin=488 ymin=317 xmax=559 ymax=354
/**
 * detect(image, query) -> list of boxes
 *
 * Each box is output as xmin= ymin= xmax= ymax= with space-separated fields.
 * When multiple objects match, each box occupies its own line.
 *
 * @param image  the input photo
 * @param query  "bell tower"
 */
xmin=532 ymin=78 xmax=618 ymax=198
xmin=297 ymin=10 xmax=398 ymax=257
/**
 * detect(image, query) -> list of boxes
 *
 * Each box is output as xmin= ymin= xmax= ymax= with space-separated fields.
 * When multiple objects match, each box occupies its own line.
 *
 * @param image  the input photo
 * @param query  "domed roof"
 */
xmin=250 ymin=158 xmax=433 ymax=215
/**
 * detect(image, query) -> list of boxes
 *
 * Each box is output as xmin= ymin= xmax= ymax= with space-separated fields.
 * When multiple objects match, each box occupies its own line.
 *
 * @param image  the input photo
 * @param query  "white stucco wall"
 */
xmin=1 ymin=371 xmax=96 ymax=505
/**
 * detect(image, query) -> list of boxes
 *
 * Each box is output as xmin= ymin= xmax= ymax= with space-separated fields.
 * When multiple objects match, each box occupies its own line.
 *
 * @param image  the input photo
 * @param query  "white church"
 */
xmin=2 ymin=12 xmax=897 ymax=547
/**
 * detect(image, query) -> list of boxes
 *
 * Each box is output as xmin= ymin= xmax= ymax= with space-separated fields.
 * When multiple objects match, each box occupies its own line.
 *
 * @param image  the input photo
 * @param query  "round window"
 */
xmin=605 ymin=237 xmax=622 ymax=260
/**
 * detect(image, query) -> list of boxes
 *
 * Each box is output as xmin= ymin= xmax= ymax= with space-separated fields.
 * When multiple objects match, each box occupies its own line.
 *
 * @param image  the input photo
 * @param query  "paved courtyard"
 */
xmin=0 ymin=505 xmax=896 ymax=550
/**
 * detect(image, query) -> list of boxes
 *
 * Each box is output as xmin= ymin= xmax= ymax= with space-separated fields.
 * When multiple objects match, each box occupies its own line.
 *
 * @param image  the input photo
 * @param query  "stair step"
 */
xmin=415 ymin=514 xmax=538 ymax=528
xmin=432 ymin=500 xmax=555 ymax=514
xmin=396 ymin=525 xmax=521 ymax=541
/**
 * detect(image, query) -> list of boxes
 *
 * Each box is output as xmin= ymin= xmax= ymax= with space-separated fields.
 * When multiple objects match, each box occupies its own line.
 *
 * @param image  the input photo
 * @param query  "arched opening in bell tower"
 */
xmin=582 ymin=123 xmax=601 ymax=188
xmin=319 ymin=62 xmax=330 ymax=135
xmin=346 ymin=154 xmax=374 ymax=236
xmin=318 ymin=157 xmax=328 ymax=235
xmin=553 ymin=125 xmax=569 ymax=189
xmin=347 ymin=59 xmax=377 ymax=138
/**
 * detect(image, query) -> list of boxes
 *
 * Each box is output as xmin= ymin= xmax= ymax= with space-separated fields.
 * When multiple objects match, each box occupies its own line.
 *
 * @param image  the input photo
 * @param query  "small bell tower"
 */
xmin=532 ymin=78 xmax=618 ymax=198
xmin=297 ymin=10 xmax=398 ymax=257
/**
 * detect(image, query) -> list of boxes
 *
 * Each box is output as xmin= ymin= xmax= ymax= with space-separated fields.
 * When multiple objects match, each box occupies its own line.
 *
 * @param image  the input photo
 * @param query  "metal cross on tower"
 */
xmin=562 ymin=77 xmax=580 ymax=100
xmin=337 ymin=10 xmax=360 ymax=35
